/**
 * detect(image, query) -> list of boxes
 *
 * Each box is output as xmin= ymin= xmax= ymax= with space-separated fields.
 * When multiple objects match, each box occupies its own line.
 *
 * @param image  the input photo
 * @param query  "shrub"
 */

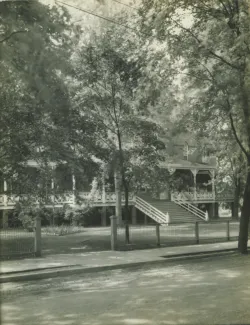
xmin=64 ymin=204 xmax=90 ymax=226
xmin=18 ymin=209 xmax=35 ymax=231
xmin=41 ymin=225 xmax=84 ymax=236
xmin=17 ymin=205 xmax=49 ymax=231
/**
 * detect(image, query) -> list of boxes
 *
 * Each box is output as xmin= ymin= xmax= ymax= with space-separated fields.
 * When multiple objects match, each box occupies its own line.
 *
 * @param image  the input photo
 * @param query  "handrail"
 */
xmin=135 ymin=201 xmax=166 ymax=224
xmin=177 ymin=200 xmax=204 ymax=218
xmin=135 ymin=196 xmax=169 ymax=224
xmin=135 ymin=197 xmax=165 ymax=219
xmin=173 ymin=198 xmax=207 ymax=221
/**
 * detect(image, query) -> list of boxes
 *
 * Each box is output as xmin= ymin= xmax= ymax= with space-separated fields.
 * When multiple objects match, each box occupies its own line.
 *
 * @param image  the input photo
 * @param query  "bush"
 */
xmin=41 ymin=225 xmax=85 ymax=236
xmin=15 ymin=202 xmax=101 ymax=230
xmin=17 ymin=205 xmax=49 ymax=231
xmin=64 ymin=205 xmax=89 ymax=226
xmin=18 ymin=210 xmax=35 ymax=231
xmin=40 ymin=207 xmax=67 ymax=226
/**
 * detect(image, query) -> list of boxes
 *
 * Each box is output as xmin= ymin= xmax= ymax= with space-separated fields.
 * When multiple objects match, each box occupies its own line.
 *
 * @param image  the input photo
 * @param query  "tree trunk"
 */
xmin=124 ymin=184 xmax=130 ymax=244
xmin=238 ymin=167 xmax=250 ymax=254
xmin=124 ymin=186 xmax=129 ymax=222
xmin=233 ymin=179 xmax=241 ymax=219
xmin=114 ymin=168 xmax=122 ymax=226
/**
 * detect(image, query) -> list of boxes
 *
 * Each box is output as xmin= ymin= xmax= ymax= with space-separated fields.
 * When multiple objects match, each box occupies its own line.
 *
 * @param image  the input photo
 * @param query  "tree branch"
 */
xmin=0 ymin=30 xmax=27 ymax=44
xmin=170 ymin=18 xmax=240 ymax=70
xmin=87 ymin=84 xmax=117 ymax=125
xmin=218 ymin=0 xmax=231 ymax=16
xmin=229 ymin=112 xmax=250 ymax=160
xmin=111 ymin=83 xmax=120 ymax=128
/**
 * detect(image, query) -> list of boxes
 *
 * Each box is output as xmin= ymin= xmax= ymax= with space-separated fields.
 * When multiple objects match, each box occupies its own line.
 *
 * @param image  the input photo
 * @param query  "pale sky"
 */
xmin=40 ymin=0 xmax=139 ymax=27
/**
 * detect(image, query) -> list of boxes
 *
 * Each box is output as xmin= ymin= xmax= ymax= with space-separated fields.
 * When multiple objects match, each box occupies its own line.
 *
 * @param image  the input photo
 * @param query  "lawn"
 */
xmin=0 ymin=222 xmax=240 ymax=259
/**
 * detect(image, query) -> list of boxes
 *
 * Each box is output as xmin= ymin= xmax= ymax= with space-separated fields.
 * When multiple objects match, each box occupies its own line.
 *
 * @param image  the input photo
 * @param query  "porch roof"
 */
xmin=159 ymin=158 xmax=216 ymax=171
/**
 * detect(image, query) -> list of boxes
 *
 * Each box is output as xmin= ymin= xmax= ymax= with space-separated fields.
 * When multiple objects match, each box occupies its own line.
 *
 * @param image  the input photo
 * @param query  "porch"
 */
xmin=158 ymin=161 xmax=234 ymax=204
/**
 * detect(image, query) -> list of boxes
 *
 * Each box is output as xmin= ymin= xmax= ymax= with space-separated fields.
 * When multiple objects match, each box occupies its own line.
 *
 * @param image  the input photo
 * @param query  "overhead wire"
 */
xmin=56 ymin=0 xmax=146 ymax=36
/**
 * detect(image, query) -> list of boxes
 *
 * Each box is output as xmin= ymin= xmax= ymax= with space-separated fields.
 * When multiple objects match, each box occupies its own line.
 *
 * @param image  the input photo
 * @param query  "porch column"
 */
xmin=231 ymin=202 xmax=234 ymax=218
xmin=102 ymin=169 xmax=106 ymax=204
xmin=191 ymin=169 xmax=197 ymax=200
xmin=144 ymin=213 xmax=148 ymax=225
xmin=101 ymin=206 xmax=107 ymax=226
xmin=210 ymin=170 xmax=216 ymax=200
xmin=132 ymin=206 xmax=137 ymax=225
xmin=3 ymin=180 xmax=7 ymax=192
xmin=51 ymin=167 xmax=55 ymax=205
xmin=72 ymin=173 xmax=76 ymax=205
xmin=51 ymin=178 xmax=54 ymax=190
xmin=3 ymin=179 xmax=8 ymax=207
xmin=208 ymin=203 xmax=218 ymax=219
xmin=168 ymin=168 xmax=176 ymax=201
xmin=214 ymin=202 xmax=219 ymax=218
xmin=2 ymin=210 xmax=8 ymax=229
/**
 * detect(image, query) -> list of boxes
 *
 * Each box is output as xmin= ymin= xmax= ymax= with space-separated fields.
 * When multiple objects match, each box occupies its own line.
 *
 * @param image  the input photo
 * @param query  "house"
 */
xmin=0 ymin=137 xmax=234 ymax=228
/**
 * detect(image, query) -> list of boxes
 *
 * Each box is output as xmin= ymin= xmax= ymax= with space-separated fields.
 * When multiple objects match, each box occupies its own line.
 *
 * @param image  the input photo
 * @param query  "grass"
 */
xmin=41 ymin=225 xmax=85 ymax=236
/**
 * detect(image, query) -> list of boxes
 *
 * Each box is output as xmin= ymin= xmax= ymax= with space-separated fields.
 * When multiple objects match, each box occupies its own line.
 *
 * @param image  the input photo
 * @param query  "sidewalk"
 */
xmin=0 ymin=241 xmax=245 ymax=283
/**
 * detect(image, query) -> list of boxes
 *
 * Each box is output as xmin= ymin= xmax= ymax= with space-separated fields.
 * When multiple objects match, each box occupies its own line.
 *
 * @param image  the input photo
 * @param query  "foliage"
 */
xmin=1 ymin=1 xmax=74 ymax=169
xmin=138 ymin=0 xmax=250 ymax=252
xmin=41 ymin=225 xmax=85 ymax=236
xmin=64 ymin=205 xmax=88 ymax=226
xmin=17 ymin=206 xmax=37 ymax=231
xmin=0 ymin=1 xmax=97 ymax=204
xmin=69 ymin=19 xmax=168 ymax=222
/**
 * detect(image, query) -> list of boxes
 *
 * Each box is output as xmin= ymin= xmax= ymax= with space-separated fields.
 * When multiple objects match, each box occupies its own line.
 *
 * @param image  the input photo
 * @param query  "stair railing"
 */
xmin=135 ymin=196 xmax=170 ymax=224
xmin=173 ymin=198 xmax=207 ymax=221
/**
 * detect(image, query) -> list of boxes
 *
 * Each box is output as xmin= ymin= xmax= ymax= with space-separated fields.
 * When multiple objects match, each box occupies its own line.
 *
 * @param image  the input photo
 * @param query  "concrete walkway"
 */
xmin=1 ymin=241 xmax=247 ymax=283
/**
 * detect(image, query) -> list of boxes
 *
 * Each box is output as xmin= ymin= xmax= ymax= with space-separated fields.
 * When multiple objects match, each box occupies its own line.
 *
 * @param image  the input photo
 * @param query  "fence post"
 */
xmin=110 ymin=215 xmax=118 ymax=251
xmin=34 ymin=217 xmax=42 ymax=257
xmin=156 ymin=224 xmax=160 ymax=247
xmin=125 ymin=222 xmax=130 ymax=244
xmin=195 ymin=222 xmax=199 ymax=244
xmin=226 ymin=220 xmax=230 ymax=241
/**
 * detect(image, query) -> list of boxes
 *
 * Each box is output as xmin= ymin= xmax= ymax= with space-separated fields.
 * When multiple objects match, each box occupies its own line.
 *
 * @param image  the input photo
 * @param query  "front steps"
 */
xmin=136 ymin=194 xmax=204 ymax=224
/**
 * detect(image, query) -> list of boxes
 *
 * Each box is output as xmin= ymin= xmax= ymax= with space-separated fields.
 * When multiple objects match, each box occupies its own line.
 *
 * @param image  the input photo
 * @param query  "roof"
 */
xmin=159 ymin=158 xmax=216 ymax=170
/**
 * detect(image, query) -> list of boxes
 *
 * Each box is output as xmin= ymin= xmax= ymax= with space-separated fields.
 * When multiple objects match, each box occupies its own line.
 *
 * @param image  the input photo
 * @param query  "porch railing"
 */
xmin=171 ymin=191 xmax=234 ymax=202
xmin=0 ymin=191 xmax=135 ymax=208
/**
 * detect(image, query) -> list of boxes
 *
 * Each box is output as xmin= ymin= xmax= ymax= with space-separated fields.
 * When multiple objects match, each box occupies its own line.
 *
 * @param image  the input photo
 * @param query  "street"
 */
xmin=1 ymin=254 xmax=250 ymax=325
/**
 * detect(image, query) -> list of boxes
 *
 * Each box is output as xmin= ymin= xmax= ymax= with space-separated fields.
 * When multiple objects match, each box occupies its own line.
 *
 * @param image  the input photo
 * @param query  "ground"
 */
xmin=1 ymin=253 xmax=250 ymax=325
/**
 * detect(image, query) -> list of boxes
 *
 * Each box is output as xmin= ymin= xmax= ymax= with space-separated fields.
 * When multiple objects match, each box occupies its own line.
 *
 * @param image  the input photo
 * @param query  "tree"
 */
xmin=0 ymin=1 xmax=99 ymax=206
xmin=0 ymin=1 xmax=73 ymax=173
xmin=70 ymin=21 xmax=166 ymax=226
xmin=177 ymin=108 xmax=247 ymax=218
xmin=139 ymin=0 xmax=250 ymax=253
xmin=215 ymin=142 xmax=246 ymax=218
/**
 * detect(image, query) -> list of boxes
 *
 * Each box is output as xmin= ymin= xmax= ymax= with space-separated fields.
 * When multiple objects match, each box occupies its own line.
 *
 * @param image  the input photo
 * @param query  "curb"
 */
xmin=0 ymin=248 xmax=239 ymax=283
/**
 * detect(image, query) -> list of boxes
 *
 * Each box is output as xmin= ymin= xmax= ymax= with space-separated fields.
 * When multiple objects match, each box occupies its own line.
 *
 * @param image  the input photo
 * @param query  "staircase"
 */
xmin=135 ymin=195 xmax=168 ymax=224
xmin=135 ymin=193 xmax=206 ymax=224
